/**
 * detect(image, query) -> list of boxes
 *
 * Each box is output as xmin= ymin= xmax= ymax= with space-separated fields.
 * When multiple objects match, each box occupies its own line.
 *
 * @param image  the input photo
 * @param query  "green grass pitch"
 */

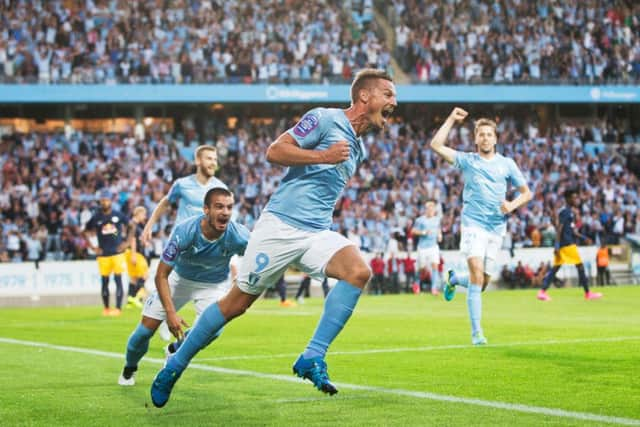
xmin=1 ymin=286 xmax=639 ymax=426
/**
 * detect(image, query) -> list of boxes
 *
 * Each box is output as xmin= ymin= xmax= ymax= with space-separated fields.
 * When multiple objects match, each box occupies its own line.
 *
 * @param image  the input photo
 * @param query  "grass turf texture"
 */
xmin=1 ymin=286 xmax=639 ymax=426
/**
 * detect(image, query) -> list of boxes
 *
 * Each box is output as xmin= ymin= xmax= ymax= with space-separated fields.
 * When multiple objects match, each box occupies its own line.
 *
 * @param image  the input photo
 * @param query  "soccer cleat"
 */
xmin=102 ymin=307 xmax=111 ymax=316
xmin=585 ymin=291 xmax=603 ymax=300
xmin=118 ymin=366 xmax=137 ymax=386
xmin=536 ymin=289 xmax=551 ymax=301
xmin=443 ymin=270 xmax=456 ymax=301
xmin=280 ymin=300 xmax=296 ymax=307
xmin=296 ymin=296 xmax=305 ymax=305
xmin=150 ymin=367 xmax=182 ymax=408
xmin=292 ymin=355 xmax=338 ymax=395
xmin=472 ymin=333 xmax=488 ymax=346
xmin=108 ymin=308 xmax=122 ymax=317
xmin=126 ymin=296 xmax=143 ymax=309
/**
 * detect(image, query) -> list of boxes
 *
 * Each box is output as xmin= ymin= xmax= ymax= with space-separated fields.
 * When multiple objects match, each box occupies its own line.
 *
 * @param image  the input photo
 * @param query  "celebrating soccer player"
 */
xmin=430 ymin=107 xmax=532 ymax=345
xmin=118 ymin=186 xmax=248 ymax=386
xmin=141 ymin=144 xmax=228 ymax=341
xmin=149 ymin=68 xmax=397 ymax=407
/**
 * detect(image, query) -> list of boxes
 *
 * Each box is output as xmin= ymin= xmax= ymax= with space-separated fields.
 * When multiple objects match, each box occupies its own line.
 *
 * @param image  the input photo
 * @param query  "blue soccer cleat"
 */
xmin=443 ymin=270 xmax=457 ymax=301
xmin=292 ymin=355 xmax=338 ymax=395
xmin=150 ymin=366 xmax=182 ymax=408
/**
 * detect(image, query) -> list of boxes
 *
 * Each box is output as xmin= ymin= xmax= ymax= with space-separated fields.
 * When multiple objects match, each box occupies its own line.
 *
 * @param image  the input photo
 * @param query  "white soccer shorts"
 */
xmin=459 ymin=225 xmax=503 ymax=277
xmin=237 ymin=212 xmax=355 ymax=295
xmin=417 ymin=246 xmax=440 ymax=269
xmin=143 ymin=271 xmax=231 ymax=321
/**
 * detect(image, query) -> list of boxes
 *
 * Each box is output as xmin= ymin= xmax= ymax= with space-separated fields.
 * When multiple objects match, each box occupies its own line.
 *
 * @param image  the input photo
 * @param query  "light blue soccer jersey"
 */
xmin=266 ymin=108 xmax=366 ymax=231
xmin=414 ymin=216 xmax=440 ymax=249
xmin=454 ymin=152 xmax=527 ymax=234
xmin=161 ymin=215 xmax=249 ymax=284
xmin=167 ymin=175 xmax=228 ymax=224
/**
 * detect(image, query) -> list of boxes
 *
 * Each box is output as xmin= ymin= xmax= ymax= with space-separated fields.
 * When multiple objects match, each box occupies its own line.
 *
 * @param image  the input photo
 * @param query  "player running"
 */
xmin=118 ymin=186 xmax=248 ymax=386
xmin=430 ymin=107 xmax=532 ymax=345
xmin=149 ymin=68 xmax=397 ymax=407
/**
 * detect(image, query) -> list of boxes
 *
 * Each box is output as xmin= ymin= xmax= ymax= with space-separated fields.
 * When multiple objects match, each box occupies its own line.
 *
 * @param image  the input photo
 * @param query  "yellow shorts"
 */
xmin=97 ymin=253 xmax=126 ymax=276
xmin=125 ymin=249 xmax=149 ymax=279
xmin=553 ymin=244 xmax=583 ymax=266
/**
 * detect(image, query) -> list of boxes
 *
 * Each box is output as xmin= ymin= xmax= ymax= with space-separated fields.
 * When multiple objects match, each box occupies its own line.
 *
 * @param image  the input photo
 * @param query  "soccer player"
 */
xmin=141 ymin=145 xmax=227 ymax=243
xmin=141 ymin=144 xmax=227 ymax=340
xmin=149 ymin=68 xmax=397 ymax=407
xmin=411 ymin=200 xmax=443 ymax=295
xmin=536 ymin=189 xmax=603 ymax=301
xmin=118 ymin=186 xmax=249 ymax=386
xmin=84 ymin=190 xmax=129 ymax=316
xmin=431 ymin=107 xmax=532 ymax=345
xmin=125 ymin=206 xmax=149 ymax=309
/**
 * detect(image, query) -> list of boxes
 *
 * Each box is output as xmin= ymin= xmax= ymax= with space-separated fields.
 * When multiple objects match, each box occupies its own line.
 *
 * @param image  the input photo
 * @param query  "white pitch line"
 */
xmin=193 ymin=335 xmax=640 ymax=361
xmin=1 ymin=337 xmax=639 ymax=426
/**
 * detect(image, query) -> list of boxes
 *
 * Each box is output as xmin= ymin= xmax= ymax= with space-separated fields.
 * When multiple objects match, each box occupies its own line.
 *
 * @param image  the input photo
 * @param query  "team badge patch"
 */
xmin=163 ymin=241 xmax=179 ymax=261
xmin=293 ymin=113 xmax=319 ymax=137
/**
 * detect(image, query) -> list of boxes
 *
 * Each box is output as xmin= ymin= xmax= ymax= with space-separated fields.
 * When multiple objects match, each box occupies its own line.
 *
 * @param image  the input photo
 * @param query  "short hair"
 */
xmin=195 ymin=145 xmax=217 ymax=160
xmin=425 ymin=199 xmax=437 ymax=206
xmin=564 ymin=188 xmax=578 ymax=201
xmin=204 ymin=186 xmax=232 ymax=206
xmin=350 ymin=68 xmax=393 ymax=103
xmin=474 ymin=118 xmax=497 ymax=136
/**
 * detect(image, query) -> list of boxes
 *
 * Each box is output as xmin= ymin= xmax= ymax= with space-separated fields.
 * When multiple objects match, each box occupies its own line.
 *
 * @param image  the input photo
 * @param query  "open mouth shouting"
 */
xmin=213 ymin=216 xmax=230 ymax=230
xmin=381 ymin=105 xmax=395 ymax=124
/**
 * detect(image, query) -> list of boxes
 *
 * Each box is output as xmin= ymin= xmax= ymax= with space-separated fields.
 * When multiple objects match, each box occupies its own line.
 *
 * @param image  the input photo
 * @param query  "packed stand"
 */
xmin=0 ymin=115 xmax=639 ymax=263
xmin=0 ymin=0 xmax=390 ymax=84
xmin=385 ymin=0 xmax=640 ymax=84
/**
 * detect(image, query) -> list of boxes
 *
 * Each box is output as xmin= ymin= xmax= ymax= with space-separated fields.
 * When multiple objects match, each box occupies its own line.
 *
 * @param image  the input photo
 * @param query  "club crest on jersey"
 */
xmin=293 ymin=114 xmax=319 ymax=137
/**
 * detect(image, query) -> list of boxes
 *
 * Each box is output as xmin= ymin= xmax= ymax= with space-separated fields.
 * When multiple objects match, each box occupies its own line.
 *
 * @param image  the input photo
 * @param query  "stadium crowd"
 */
xmin=1 ymin=0 xmax=639 ymax=85
xmin=388 ymin=0 xmax=640 ymax=83
xmin=0 ymin=114 xmax=638 ymax=264
xmin=0 ymin=0 xmax=388 ymax=84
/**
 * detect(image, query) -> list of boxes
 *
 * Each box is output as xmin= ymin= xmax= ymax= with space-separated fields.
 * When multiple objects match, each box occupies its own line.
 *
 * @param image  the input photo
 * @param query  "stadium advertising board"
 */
xmin=1 ymin=85 xmax=639 ymax=103
xmin=0 ymin=247 xmax=599 ymax=301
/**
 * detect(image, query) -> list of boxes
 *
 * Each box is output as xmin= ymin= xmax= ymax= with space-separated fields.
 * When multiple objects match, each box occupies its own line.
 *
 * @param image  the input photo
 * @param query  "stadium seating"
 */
xmin=0 ymin=115 xmax=638 ymax=262
xmin=1 ymin=1 xmax=638 ymax=84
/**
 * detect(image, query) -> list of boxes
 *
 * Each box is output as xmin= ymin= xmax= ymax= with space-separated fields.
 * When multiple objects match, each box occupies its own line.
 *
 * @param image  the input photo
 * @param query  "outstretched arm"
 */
xmin=429 ymin=107 xmax=468 ymax=164
xmin=141 ymin=196 xmax=171 ymax=245
xmin=266 ymin=132 xmax=350 ymax=166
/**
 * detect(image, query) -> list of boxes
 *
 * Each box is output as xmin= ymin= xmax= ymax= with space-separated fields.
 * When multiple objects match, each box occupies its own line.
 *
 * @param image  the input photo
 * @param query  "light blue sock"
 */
xmin=453 ymin=273 xmax=470 ymax=288
xmin=303 ymin=280 xmax=362 ymax=359
xmin=125 ymin=323 xmax=154 ymax=368
xmin=167 ymin=303 xmax=226 ymax=373
xmin=431 ymin=268 xmax=440 ymax=291
xmin=467 ymin=284 xmax=483 ymax=336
